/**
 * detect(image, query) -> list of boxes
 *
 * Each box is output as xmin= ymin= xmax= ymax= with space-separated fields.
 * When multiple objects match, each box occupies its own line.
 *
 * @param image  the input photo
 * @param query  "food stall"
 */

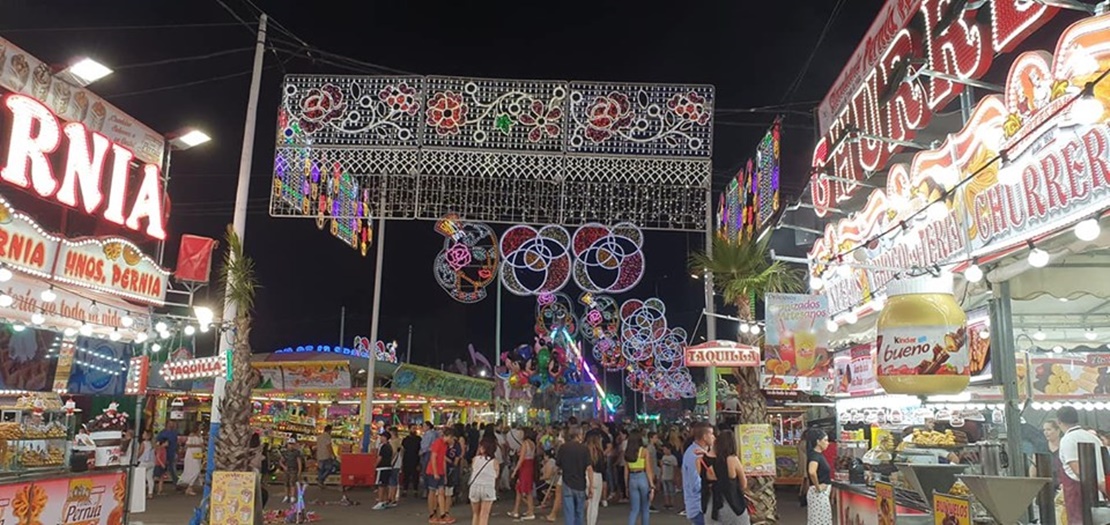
xmin=774 ymin=3 xmax=1110 ymax=523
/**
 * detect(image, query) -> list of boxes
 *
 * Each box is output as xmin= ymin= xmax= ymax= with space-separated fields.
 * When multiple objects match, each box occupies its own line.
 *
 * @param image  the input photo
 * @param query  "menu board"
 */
xmin=735 ymin=424 xmax=776 ymax=477
xmin=210 ymin=471 xmax=260 ymax=525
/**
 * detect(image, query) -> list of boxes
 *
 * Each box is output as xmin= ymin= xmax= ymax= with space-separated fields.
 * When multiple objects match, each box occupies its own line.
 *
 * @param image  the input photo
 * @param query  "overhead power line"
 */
xmin=780 ymin=0 xmax=847 ymax=104
xmin=0 ymin=22 xmax=249 ymax=33
xmin=115 ymin=47 xmax=254 ymax=71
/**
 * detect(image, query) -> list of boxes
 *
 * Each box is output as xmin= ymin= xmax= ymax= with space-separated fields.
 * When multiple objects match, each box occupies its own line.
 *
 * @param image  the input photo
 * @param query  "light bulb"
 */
xmin=0 ymin=294 xmax=13 ymax=308
xmin=88 ymin=302 xmax=100 ymax=316
xmin=980 ymin=125 xmax=1004 ymax=151
xmin=1028 ymin=247 xmax=1050 ymax=268
xmin=997 ymin=161 xmax=1021 ymax=185
xmin=979 ymin=329 xmax=990 ymax=339
xmin=809 ymin=275 xmax=825 ymax=291
xmin=160 ymin=330 xmax=171 ymax=340
xmin=1086 ymin=329 xmax=1098 ymax=341
xmin=30 ymin=313 xmax=44 ymax=325
xmin=0 ymin=267 xmax=12 ymax=282
xmin=739 ymin=323 xmax=750 ymax=334
xmin=1075 ymin=218 xmax=1101 ymax=241
xmin=1073 ymin=89 xmax=1104 ymax=125
xmin=1052 ymin=345 xmax=1064 ymax=354
xmin=154 ymin=321 xmax=167 ymax=333
xmin=826 ymin=319 xmax=839 ymax=333
xmin=750 ymin=324 xmax=762 ymax=336
xmin=109 ymin=330 xmax=121 ymax=342
xmin=927 ymin=200 xmax=948 ymax=221
xmin=844 ymin=310 xmax=859 ymax=325
xmin=134 ymin=332 xmax=148 ymax=344
xmin=11 ymin=324 xmax=25 ymax=332
xmin=120 ymin=316 xmax=134 ymax=328
xmin=63 ymin=327 xmax=77 ymax=337
xmin=151 ymin=343 xmax=162 ymax=352
xmin=40 ymin=288 xmax=56 ymax=303
xmin=870 ymin=294 xmax=886 ymax=310
xmin=964 ymin=264 xmax=983 ymax=283
xmin=79 ymin=323 xmax=92 ymax=336
xmin=836 ymin=264 xmax=852 ymax=278
xmin=1033 ymin=329 xmax=1047 ymax=341
xmin=184 ymin=325 xmax=196 ymax=336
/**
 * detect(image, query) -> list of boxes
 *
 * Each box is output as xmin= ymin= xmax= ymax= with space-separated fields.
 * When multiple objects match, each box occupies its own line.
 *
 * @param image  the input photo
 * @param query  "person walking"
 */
xmin=556 ymin=427 xmax=590 ymax=525
xmin=403 ymin=425 xmax=423 ymax=497
xmin=317 ymin=425 xmax=338 ymax=489
xmin=179 ymin=428 xmax=204 ymax=496
xmin=374 ymin=432 xmax=396 ymax=510
xmin=625 ymin=430 xmax=655 ymax=525
xmin=509 ymin=429 xmax=538 ymax=521
xmin=136 ymin=430 xmax=155 ymax=499
xmin=585 ymin=434 xmax=606 ymax=525
xmin=470 ymin=436 xmax=499 ymax=525
xmin=709 ymin=431 xmax=750 ymax=525
xmin=683 ymin=423 xmax=714 ymax=525
xmin=805 ymin=429 xmax=832 ymax=525
xmin=156 ymin=421 xmax=180 ymax=486
xmin=427 ymin=428 xmax=456 ymax=524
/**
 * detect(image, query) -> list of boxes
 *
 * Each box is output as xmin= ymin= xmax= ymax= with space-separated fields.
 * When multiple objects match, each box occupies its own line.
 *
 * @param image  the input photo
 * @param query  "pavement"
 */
xmin=129 ymin=485 xmax=807 ymax=525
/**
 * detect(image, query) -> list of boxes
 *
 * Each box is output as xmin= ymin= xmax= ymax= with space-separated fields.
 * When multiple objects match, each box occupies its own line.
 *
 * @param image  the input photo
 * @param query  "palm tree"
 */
xmin=214 ymin=225 xmax=262 ymax=471
xmin=690 ymin=234 xmax=804 ymax=525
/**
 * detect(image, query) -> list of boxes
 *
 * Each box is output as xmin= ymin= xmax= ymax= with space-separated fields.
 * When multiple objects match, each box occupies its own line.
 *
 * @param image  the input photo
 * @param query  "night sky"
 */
xmin=2 ymin=1 xmax=885 ymax=371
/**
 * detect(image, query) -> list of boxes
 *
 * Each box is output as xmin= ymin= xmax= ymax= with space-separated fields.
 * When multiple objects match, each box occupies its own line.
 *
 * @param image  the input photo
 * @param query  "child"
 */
xmin=659 ymin=445 xmax=678 ymax=509
xmin=153 ymin=438 xmax=169 ymax=496
xmin=280 ymin=438 xmax=305 ymax=504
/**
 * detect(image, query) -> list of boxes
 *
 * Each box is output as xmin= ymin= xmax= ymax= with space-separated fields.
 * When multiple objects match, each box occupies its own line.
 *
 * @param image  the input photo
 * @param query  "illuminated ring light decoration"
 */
xmin=591 ymin=337 xmax=626 ymax=371
xmin=499 ymin=225 xmax=571 ymax=296
xmin=535 ymin=292 xmax=577 ymax=339
xmin=433 ymin=215 xmax=500 ymax=303
xmin=651 ymin=327 xmax=688 ymax=371
xmin=619 ymin=298 xmax=669 ymax=362
xmin=571 ymin=223 xmax=644 ymax=293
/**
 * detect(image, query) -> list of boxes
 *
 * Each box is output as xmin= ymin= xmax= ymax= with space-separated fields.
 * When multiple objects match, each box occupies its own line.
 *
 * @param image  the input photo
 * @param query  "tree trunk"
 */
xmin=214 ymin=315 xmax=260 ymax=471
xmin=735 ymin=298 xmax=777 ymax=525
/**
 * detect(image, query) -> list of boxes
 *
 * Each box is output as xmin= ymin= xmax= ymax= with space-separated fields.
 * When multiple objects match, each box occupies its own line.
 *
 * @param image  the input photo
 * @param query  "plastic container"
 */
xmin=876 ymin=273 xmax=969 ymax=395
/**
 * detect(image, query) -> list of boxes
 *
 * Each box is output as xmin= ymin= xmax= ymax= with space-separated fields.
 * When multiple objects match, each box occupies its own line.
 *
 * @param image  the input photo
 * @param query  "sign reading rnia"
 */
xmin=0 ymin=94 xmax=166 ymax=239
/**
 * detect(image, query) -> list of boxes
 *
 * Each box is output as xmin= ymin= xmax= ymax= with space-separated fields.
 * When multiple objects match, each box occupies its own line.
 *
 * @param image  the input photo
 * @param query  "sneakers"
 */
xmin=507 ymin=512 xmax=521 ymax=519
xmin=372 ymin=502 xmax=388 ymax=510
xmin=601 ymin=500 xmax=608 ymax=508
xmin=650 ymin=506 xmax=660 ymax=513
xmin=387 ymin=501 xmax=398 ymax=508
xmin=520 ymin=515 xmax=536 ymax=521
xmin=282 ymin=496 xmax=290 ymax=503
xmin=678 ymin=510 xmax=687 ymax=516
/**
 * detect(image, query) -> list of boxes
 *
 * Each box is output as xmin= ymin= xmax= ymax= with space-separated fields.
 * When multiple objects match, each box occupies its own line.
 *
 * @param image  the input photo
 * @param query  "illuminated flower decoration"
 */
xmin=667 ymin=91 xmax=711 ymax=125
xmin=379 ymin=82 xmax=420 ymax=115
xmin=584 ymin=92 xmax=634 ymax=142
xmin=535 ymin=293 xmax=576 ymax=339
xmin=299 ymin=84 xmax=346 ymax=133
xmin=499 ymin=225 xmax=572 ymax=296
xmin=426 ymin=91 xmax=468 ymax=135
xmin=433 ymin=218 xmax=499 ymax=303
xmin=537 ymin=292 xmax=556 ymax=307
xmin=518 ymin=100 xmax=562 ymax=142
xmin=571 ymin=223 xmax=645 ymax=293
xmin=586 ymin=310 xmax=603 ymax=326
xmin=444 ymin=243 xmax=472 ymax=271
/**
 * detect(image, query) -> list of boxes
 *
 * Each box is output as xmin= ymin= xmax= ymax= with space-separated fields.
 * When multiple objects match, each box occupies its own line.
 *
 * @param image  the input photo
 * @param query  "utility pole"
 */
xmin=363 ymin=209 xmax=386 ymax=452
xmin=339 ymin=306 xmax=346 ymax=349
xmin=194 ymin=14 xmax=266 ymax=525
xmin=406 ymin=324 xmax=413 ymax=363
xmin=704 ymin=191 xmax=718 ymax=424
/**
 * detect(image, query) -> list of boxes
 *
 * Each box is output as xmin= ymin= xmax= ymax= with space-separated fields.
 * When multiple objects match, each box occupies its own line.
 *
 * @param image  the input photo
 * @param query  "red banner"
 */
xmin=174 ymin=234 xmax=217 ymax=283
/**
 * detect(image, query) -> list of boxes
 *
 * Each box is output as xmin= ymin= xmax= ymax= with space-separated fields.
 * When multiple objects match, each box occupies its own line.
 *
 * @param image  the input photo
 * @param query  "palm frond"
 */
xmin=218 ymin=225 xmax=259 ymax=316
xmin=690 ymin=234 xmax=804 ymax=306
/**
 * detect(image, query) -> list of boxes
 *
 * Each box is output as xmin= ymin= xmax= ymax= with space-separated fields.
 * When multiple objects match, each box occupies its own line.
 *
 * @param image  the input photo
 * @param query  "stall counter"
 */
xmin=833 ymin=482 xmax=928 ymax=525
xmin=0 ymin=467 xmax=128 ymax=523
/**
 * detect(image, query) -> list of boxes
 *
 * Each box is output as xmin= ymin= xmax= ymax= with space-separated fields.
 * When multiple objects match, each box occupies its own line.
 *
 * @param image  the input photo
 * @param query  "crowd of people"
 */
xmin=358 ymin=419 xmax=755 ymax=525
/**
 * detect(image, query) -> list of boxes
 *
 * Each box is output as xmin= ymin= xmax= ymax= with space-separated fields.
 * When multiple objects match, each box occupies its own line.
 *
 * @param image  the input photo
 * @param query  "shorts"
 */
xmin=377 ymin=469 xmax=393 ymax=486
xmin=388 ymin=469 xmax=400 ymax=487
xmin=425 ymin=474 xmax=445 ymax=490
xmin=469 ymin=483 xmax=497 ymax=502
xmin=284 ymin=472 xmax=299 ymax=486
xmin=153 ymin=466 xmax=167 ymax=479
xmin=661 ymin=480 xmax=674 ymax=495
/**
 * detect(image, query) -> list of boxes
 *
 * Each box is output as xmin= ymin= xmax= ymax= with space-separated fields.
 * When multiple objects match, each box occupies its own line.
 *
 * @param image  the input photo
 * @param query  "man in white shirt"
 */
xmin=1056 ymin=406 xmax=1110 ymax=524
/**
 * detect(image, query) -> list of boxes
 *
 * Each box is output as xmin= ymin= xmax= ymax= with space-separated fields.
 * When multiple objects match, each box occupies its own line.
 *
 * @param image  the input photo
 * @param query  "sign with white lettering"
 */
xmin=160 ymin=355 xmax=227 ymax=382
xmin=810 ymin=14 xmax=1110 ymax=307
xmin=684 ymin=341 xmax=760 ymax=368
xmin=55 ymin=237 xmax=167 ymax=304
xmin=0 ymin=93 xmax=167 ymax=240
xmin=0 ymin=272 xmax=150 ymax=333
xmin=0 ymin=200 xmax=60 ymax=277
xmin=810 ymin=0 xmax=1059 ymax=216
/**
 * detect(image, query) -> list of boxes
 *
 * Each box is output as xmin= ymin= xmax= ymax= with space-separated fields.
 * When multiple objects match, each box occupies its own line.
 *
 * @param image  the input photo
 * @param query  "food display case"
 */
xmin=0 ymin=393 xmax=73 ymax=475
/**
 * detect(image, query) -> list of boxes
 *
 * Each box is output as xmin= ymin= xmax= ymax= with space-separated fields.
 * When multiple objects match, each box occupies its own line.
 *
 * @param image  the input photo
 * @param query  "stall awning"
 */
xmin=390 ymin=363 xmax=493 ymax=403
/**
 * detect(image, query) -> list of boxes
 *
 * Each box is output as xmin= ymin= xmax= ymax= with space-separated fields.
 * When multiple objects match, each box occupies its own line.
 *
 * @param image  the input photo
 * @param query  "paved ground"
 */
xmin=130 ymin=486 xmax=807 ymax=525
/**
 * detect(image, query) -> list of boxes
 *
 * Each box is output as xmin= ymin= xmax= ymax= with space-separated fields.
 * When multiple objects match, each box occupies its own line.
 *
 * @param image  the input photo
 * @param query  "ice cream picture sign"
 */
xmin=0 ymin=93 xmax=166 ymax=240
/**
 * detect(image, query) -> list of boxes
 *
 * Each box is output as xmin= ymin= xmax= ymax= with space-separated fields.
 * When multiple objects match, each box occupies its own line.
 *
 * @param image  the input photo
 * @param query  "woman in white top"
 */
xmin=136 ymin=430 xmax=156 ymax=499
xmin=470 ymin=437 xmax=499 ymax=525
xmin=178 ymin=428 xmax=205 ymax=495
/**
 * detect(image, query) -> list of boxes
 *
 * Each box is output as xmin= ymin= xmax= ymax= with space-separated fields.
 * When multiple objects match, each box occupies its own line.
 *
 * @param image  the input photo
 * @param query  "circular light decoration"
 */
xmin=499 ymin=224 xmax=572 ymax=296
xmin=571 ymin=223 xmax=645 ymax=293
xmin=620 ymin=298 xmax=670 ymax=362
xmin=578 ymin=293 xmax=624 ymax=370
xmin=535 ymin=292 xmax=577 ymax=339
xmin=618 ymin=296 xmax=693 ymax=400
xmin=432 ymin=215 xmax=500 ymax=303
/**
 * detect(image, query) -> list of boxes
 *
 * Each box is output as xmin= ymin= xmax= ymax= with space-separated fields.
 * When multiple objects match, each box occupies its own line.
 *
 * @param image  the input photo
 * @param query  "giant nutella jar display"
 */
xmin=875 ymin=273 xmax=969 ymax=395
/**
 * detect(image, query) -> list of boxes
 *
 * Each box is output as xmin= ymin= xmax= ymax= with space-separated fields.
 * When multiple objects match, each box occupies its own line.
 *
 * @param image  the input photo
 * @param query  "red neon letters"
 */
xmin=0 ymin=94 xmax=166 ymax=240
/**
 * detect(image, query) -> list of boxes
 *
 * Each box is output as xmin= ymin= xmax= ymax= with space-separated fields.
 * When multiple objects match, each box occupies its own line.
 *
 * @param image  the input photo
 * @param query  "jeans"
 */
xmin=628 ymin=472 xmax=650 ymax=525
xmin=563 ymin=487 xmax=586 ymax=525
xmin=317 ymin=458 xmax=339 ymax=484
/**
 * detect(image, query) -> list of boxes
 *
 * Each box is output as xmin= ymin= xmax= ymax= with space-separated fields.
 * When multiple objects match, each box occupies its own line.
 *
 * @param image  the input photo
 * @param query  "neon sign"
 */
xmin=810 ymin=13 xmax=1110 ymax=313
xmin=0 ymin=94 xmax=166 ymax=239
xmin=810 ymin=0 xmax=1059 ymax=217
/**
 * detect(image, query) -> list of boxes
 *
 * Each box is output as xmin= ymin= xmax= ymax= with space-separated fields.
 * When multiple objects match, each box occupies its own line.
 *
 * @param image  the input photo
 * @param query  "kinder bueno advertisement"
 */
xmin=763 ymin=294 xmax=831 ymax=392
xmin=876 ymin=325 xmax=969 ymax=377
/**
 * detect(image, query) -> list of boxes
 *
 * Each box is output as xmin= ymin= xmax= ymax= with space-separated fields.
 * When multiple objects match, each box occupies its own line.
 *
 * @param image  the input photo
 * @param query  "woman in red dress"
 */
xmin=510 ymin=429 xmax=538 ymax=521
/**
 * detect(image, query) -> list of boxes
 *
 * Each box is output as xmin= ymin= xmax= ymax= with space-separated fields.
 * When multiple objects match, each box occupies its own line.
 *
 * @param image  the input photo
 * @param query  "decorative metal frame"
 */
xmin=271 ymin=75 xmax=713 ymax=232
